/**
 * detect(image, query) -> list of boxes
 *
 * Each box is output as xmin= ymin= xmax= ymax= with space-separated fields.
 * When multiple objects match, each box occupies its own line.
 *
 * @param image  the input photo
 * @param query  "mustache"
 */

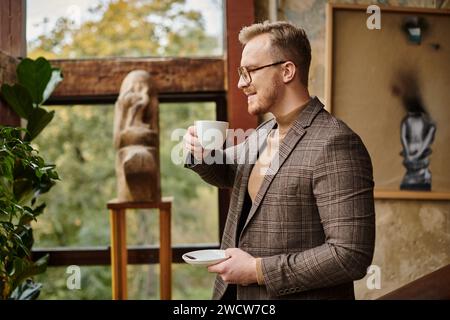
xmin=243 ymin=88 xmax=256 ymax=96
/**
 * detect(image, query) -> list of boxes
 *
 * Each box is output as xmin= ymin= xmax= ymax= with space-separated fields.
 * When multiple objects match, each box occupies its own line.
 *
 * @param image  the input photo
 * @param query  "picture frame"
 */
xmin=325 ymin=4 xmax=450 ymax=200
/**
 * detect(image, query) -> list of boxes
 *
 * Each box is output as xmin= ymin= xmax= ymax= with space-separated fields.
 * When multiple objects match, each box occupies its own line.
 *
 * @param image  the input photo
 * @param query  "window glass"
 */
xmin=27 ymin=0 xmax=224 ymax=59
xmin=32 ymin=102 xmax=219 ymax=247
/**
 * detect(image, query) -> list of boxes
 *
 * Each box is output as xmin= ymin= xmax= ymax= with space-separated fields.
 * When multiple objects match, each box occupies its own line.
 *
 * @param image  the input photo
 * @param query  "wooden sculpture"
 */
xmin=113 ymin=70 xmax=160 ymax=202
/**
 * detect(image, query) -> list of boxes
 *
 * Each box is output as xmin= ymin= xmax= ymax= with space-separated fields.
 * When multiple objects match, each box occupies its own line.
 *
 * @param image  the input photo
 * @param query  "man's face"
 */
xmin=238 ymin=34 xmax=283 ymax=116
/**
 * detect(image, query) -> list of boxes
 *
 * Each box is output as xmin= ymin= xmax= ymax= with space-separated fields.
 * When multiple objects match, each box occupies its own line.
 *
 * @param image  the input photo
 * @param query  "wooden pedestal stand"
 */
xmin=107 ymin=197 xmax=172 ymax=300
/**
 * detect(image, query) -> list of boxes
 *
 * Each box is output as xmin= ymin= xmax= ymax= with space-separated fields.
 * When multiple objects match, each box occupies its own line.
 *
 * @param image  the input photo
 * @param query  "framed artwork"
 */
xmin=325 ymin=4 xmax=450 ymax=199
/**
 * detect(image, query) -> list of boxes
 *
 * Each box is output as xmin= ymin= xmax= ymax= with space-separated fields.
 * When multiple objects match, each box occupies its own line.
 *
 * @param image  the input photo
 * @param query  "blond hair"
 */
xmin=239 ymin=21 xmax=311 ymax=87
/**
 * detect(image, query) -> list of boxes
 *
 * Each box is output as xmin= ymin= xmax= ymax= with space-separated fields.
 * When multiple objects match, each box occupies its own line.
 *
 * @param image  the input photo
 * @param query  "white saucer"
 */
xmin=182 ymin=249 xmax=229 ymax=267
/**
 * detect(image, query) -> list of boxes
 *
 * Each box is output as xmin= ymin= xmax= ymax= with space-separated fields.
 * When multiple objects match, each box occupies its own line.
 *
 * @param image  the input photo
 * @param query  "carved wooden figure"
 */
xmin=113 ymin=70 xmax=160 ymax=202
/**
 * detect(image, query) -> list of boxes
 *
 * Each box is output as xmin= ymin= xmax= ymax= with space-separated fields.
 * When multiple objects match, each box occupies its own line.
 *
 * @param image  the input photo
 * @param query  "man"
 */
xmin=184 ymin=21 xmax=375 ymax=299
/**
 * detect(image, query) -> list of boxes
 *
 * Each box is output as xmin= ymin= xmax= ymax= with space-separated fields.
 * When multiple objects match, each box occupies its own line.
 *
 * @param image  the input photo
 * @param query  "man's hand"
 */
xmin=207 ymin=248 xmax=258 ymax=285
xmin=183 ymin=125 xmax=204 ymax=161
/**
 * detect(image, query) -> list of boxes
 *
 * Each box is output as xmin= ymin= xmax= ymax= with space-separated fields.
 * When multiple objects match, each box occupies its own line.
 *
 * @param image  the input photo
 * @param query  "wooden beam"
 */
xmin=0 ymin=50 xmax=20 ymax=126
xmin=0 ymin=0 xmax=25 ymax=126
xmin=374 ymin=189 xmax=450 ymax=201
xmin=49 ymin=58 xmax=225 ymax=100
xmin=0 ymin=51 xmax=17 ymax=83
xmin=225 ymin=0 xmax=257 ymax=130
xmin=31 ymin=244 xmax=220 ymax=266
xmin=0 ymin=0 xmax=26 ymax=58
xmin=378 ymin=264 xmax=450 ymax=300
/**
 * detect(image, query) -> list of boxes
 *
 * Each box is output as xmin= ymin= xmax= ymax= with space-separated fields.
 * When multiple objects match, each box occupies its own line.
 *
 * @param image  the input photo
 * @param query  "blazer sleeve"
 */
xmin=184 ymin=143 xmax=244 ymax=189
xmin=260 ymin=130 xmax=376 ymax=297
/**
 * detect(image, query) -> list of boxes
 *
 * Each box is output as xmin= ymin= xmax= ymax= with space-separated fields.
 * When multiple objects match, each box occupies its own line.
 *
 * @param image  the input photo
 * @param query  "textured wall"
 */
xmin=254 ymin=0 xmax=450 ymax=299
xmin=355 ymin=200 xmax=450 ymax=299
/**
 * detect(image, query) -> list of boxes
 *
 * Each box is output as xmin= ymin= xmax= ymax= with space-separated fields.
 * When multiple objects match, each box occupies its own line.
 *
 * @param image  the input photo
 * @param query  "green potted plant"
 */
xmin=0 ymin=57 xmax=63 ymax=299
xmin=1 ymin=57 xmax=63 ymax=141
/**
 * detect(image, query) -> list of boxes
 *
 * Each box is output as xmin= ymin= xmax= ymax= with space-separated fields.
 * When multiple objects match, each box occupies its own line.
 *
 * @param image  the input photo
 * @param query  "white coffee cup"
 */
xmin=195 ymin=120 xmax=229 ymax=150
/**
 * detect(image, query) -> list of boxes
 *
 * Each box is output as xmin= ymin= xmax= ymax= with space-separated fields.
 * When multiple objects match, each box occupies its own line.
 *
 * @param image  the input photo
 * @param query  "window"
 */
xmin=26 ymin=0 xmax=226 ymax=299
xmin=33 ymin=102 xmax=219 ymax=247
xmin=32 ymin=101 xmax=221 ymax=298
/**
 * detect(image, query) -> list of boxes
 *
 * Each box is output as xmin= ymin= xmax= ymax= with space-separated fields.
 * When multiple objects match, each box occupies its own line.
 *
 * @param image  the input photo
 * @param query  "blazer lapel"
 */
xmin=230 ymin=120 xmax=276 ymax=246
xmin=239 ymin=97 xmax=324 ymax=237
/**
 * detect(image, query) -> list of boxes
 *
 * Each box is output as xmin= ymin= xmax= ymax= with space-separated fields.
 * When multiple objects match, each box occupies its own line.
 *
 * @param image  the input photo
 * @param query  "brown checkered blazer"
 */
xmin=186 ymin=97 xmax=375 ymax=299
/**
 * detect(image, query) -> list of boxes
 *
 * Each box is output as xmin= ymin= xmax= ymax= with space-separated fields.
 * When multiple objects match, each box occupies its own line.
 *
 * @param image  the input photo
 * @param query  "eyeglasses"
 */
xmin=238 ymin=61 xmax=287 ymax=85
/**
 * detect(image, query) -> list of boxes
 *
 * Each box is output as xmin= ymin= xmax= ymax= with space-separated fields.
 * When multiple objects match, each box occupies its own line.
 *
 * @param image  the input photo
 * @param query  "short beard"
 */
xmin=248 ymin=81 xmax=280 ymax=116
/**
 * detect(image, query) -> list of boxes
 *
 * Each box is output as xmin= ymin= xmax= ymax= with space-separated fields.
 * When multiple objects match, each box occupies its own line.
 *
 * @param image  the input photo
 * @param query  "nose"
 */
xmin=237 ymin=75 xmax=248 ymax=89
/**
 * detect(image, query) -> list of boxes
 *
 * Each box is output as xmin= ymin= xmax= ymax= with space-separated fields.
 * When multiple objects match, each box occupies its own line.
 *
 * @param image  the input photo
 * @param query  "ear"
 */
xmin=281 ymin=61 xmax=296 ymax=84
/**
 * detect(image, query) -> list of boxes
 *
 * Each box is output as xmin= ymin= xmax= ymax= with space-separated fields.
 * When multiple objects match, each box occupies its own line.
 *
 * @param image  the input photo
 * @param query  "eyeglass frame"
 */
xmin=238 ymin=60 xmax=288 ymax=85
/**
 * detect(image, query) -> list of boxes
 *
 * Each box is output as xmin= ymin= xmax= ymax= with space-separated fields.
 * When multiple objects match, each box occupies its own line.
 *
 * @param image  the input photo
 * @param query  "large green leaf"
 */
xmin=42 ymin=68 xmax=63 ymax=102
xmin=10 ymin=254 xmax=48 ymax=294
xmin=17 ymin=57 xmax=52 ymax=106
xmin=0 ymin=84 xmax=34 ymax=119
xmin=14 ymin=223 xmax=34 ymax=258
xmin=19 ymin=203 xmax=45 ymax=225
xmin=25 ymin=107 xmax=55 ymax=141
